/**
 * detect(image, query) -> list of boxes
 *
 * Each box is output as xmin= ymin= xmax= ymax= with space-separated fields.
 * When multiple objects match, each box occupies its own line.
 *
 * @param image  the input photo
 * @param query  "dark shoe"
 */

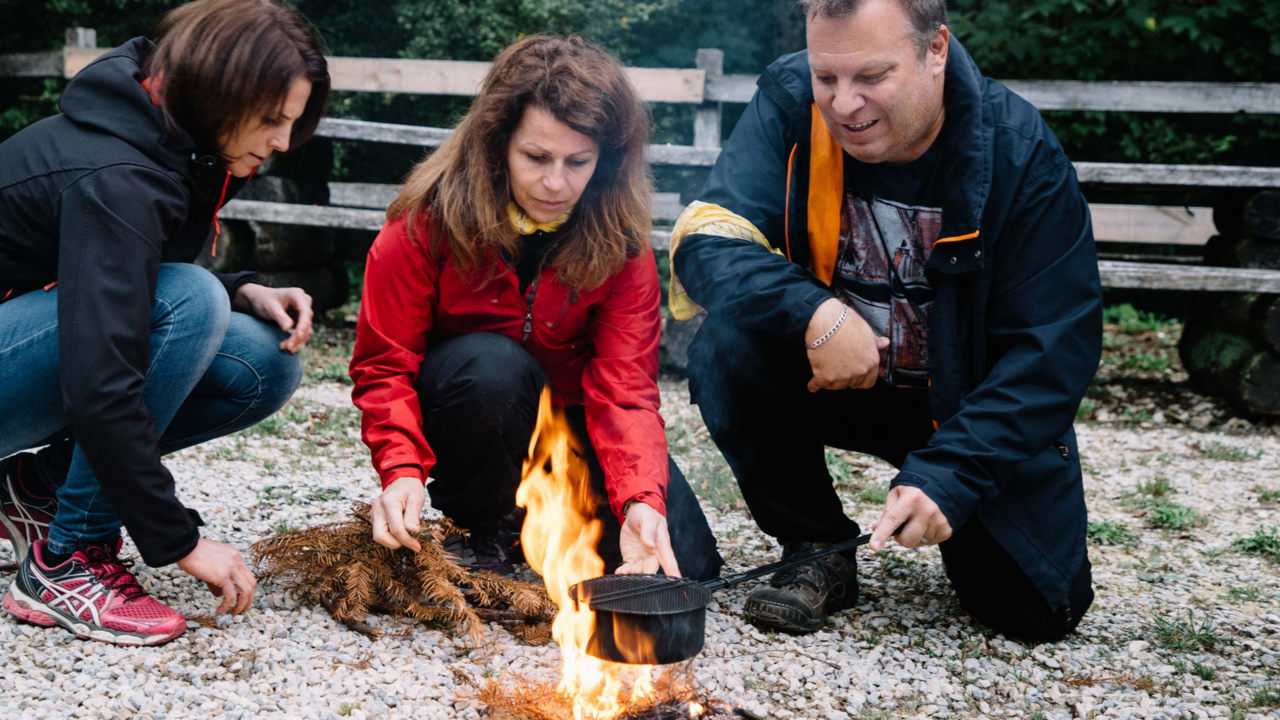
xmin=743 ymin=541 xmax=859 ymax=634
xmin=0 ymin=453 xmax=57 ymax=564
xmin=442 ymin=529 xmax=517 ymax=578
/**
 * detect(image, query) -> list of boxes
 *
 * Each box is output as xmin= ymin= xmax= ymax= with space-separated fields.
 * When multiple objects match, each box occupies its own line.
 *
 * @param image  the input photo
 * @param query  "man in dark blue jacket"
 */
xmin=672 ymin=0 xmax=1102 ymax=641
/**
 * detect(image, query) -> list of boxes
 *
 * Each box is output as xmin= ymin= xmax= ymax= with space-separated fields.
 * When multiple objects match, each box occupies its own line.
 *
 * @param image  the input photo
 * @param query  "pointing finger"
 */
xmin=216 ymin=582 xmax=236 ymax=616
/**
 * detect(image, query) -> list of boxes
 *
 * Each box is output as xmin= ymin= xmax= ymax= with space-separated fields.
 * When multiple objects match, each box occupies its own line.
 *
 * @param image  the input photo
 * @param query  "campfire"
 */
xmin=476 ymin=389 xmax=739 ymax=719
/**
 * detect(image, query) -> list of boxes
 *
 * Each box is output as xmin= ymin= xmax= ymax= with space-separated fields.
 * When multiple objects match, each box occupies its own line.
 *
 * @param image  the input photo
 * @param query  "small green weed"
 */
xmin=1146 ymin=609 xmax=1221 ymax=652
xmin=1191 ymin=663 xmax=1217 ymax=681
xmin=1231 ymin=527 xmax=1280 ymax=562
xmin=1077 ymin=397 xmax=1097 ymax=421
xmin=1255 ymin=486 xmax=1279 ymax=505
xmin=1224 ymin=585 xmax=1264 ymax=603
xmin=1087 ymin=519 xmax=1134 ymax=546
xmin=1137 ymin=475 xmax=1174 ymax=498
xmin=1254 ymin=684 xmax=1280 ymax=708
xmin=1199 ymin=442 xmax=1261 ymax=462
xmin=858 ymin=483 xmax=889 ymax=505
xmin=1029 ymin=712 xmax=1048 ymax=720
xmin=1104 ymin=304 xmax=1174 ymax=334
xmin=1144 ymin=498 xmax=1207 ymax=531
xmin=308 ymin=361 xmax=353 ymax=386
xmin=271 ymin=521 xmax=295 ymax=535
xmin=338 ymin=702 xmax=361 ymax=716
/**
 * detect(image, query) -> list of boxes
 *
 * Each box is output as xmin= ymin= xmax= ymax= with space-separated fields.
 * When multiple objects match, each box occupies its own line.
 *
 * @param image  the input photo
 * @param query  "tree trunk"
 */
xmin=1203 ymin=234 xmax=1280 ymax=270
xmin=1179 ymin=323 xmax=1280 ymax=415
xmin=1246 ymin=191 xmax=1280 ymax=242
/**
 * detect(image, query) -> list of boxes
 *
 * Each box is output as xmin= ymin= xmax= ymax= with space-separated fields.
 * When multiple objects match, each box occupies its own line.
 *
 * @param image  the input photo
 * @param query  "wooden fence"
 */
xmin=5 ymin=29 xmax=1280 ymax=293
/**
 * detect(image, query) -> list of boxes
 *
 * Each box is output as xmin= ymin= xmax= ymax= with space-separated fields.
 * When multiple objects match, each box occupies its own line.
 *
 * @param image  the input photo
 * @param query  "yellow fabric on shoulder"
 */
xmin=508 ymin=201 xmax=571 ymax=235
xmin=667 ymin=201 xmax=783 ymax=321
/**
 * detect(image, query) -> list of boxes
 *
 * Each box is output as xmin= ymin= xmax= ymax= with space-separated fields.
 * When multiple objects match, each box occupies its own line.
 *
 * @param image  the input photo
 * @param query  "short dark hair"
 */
xmin=800 ymin=0 xmax=948 ymax=59
xmin=143 ymin=0 xmax=330 ymax=162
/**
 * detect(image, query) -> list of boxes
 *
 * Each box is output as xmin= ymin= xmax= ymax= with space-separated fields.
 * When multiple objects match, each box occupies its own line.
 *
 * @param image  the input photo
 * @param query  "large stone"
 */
xmin=255 ymin=265 xmax=350 ymax=314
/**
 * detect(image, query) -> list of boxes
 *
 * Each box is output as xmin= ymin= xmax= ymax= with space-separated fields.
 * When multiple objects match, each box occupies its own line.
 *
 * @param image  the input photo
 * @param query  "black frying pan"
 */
xmin=568 ymin=531 xmax=879 ymax=665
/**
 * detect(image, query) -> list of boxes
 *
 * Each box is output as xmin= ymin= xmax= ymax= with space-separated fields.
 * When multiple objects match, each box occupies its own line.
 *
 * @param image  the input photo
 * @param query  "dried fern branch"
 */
xmin=251 ymin=502 xmax=556 ymax=644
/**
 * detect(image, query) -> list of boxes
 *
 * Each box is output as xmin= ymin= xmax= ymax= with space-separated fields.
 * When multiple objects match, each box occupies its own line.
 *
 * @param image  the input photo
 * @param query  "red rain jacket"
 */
xmin=350 ymin=214 xmax=669 ymax=522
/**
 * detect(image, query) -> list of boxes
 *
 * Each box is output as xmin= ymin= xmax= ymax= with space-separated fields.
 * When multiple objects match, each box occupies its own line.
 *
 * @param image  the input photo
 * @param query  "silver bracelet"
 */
xmin=808 ymin=304 xmax=849 ymax=348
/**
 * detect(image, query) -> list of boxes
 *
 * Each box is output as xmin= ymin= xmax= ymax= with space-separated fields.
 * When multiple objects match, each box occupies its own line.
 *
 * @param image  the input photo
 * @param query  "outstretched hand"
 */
xmin=176 ymin=538 xmax=257 ymax=616
xmin=616 ymin=501 xmax=681 ymax=577
xmin=869 ymin=486 xmax=953 ymax=551
xmin=805 ymin=298 xmax=889 ymax=392
xmin=234 ymin=282 xmax=314 ymax=353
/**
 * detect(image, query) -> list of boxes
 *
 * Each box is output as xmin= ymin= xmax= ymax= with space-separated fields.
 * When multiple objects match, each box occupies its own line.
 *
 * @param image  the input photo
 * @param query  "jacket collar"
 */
xmin=59 ymin=37 xmax=237 ymax=203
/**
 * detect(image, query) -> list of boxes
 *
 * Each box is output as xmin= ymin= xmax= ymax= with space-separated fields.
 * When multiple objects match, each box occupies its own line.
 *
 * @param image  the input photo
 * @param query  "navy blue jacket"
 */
xmin=673 ymin=38 xmax=1103 ymax=609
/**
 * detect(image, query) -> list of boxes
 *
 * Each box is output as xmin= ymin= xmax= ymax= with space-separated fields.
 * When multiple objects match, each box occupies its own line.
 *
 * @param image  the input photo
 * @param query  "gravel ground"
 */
xmin=1 ymin=378 xmax=1278 ymax=720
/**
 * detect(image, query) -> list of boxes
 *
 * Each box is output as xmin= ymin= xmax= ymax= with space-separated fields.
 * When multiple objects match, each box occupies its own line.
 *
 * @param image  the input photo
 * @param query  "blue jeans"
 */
xmin=0 ymin=264 xmax=301 ymax=554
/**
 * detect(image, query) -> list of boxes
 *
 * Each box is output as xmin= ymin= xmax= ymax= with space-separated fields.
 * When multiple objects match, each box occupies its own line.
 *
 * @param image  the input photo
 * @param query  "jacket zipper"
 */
xmin=522 ymin=276 xmax=540 ymax=343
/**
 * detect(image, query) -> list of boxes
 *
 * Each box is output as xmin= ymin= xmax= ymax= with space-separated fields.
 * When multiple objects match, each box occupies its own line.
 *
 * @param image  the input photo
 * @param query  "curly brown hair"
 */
xmin=387 ymin=35 xmax=652 ymax=292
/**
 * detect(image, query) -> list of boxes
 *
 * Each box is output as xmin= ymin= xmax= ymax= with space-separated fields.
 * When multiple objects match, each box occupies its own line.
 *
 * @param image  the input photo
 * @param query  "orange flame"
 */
xmin=517 ymin=389 xmax=657 ymax=718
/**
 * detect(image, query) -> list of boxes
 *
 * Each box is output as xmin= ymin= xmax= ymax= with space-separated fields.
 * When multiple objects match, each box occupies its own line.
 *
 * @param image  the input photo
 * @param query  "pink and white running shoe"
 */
xmin=3 ymin=538 xmax=186 ymax=646
xmin=0 ymin=453 xmax=56 ymax=563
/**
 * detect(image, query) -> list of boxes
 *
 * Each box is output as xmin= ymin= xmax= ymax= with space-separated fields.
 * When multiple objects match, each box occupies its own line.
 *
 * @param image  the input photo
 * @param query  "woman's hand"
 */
xmin=371 ymin=475 xmax=426 ymax=552
xmin=176 ymin=538 xmax=258 ymax=615
xmin=233 ymin=283 xmax=314 ymax=353
xmin=616 ymin=501 xmax=681 ymax=577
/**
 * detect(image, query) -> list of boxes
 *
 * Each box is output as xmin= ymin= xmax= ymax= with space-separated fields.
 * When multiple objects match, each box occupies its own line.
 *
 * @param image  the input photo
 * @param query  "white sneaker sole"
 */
xmin=0 ymin=513 xmax=30 ymax=564
xmin=4 ymin=583 xmax=185 ymax=646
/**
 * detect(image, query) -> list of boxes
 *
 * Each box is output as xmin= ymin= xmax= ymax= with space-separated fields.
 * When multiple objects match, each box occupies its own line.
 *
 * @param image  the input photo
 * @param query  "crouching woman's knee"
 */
xmin=153 ymin=264 xmax=232 ymax=347
xmin=223 ymin=312 xmax=304 ymax=419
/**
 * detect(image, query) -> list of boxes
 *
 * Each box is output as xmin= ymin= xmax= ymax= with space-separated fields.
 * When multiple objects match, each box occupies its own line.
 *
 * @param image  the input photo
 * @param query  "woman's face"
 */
xmin=220 ymin=77 xmax=313 ymax=178
xmin=506 ymin=106 xmax=599 ymax=224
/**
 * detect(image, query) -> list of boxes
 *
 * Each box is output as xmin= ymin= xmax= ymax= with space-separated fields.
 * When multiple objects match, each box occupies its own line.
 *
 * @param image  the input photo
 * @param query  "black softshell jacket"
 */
xmin=0 ymin=39 xmax=258 ymax=566
xmin=675 ymin=39 xmax=1103 ymax=610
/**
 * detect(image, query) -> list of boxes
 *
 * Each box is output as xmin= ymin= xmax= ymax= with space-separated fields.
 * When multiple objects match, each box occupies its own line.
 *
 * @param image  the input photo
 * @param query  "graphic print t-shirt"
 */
xmin=833 ymin=140 xmax=944 ymax=389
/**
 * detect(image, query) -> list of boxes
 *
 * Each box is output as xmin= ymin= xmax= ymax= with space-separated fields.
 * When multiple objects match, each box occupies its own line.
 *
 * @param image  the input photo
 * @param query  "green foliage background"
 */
xmin=3 ymin=0 xmax=1279 ymax=181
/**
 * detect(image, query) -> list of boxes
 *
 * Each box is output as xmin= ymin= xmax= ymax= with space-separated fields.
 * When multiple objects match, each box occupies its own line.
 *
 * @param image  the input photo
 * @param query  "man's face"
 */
xmin=808 ymin=0 xmax=948 ymax=164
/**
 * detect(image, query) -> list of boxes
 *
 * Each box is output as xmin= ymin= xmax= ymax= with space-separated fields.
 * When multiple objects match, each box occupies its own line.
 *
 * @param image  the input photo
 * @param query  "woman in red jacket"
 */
xmin=350 ymin=35 xmax=721 ymax=580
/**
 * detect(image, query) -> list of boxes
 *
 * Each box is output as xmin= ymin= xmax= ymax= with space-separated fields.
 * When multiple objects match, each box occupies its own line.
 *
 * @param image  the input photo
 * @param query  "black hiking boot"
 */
xmin=743 ymin=541 xmax=859 ymax=634
xmin=442 ymin=528 xmax=519 ymax=579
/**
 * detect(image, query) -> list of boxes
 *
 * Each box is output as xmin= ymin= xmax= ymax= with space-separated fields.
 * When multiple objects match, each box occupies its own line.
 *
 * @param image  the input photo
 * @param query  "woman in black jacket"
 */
xmin=0 ymin=0 xmax=329 ymax=645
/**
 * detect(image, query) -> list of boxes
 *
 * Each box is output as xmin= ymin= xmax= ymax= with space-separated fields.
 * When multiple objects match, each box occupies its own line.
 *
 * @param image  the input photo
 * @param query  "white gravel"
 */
xmin=1 ymin=379 xmax=1277 ymax=720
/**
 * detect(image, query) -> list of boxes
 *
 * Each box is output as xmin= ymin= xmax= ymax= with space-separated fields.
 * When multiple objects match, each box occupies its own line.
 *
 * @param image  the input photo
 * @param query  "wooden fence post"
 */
xmin=66 ymin=28 xmax=96 ymax=49
xmin=693 ymin=49 xmax=723 ymax=149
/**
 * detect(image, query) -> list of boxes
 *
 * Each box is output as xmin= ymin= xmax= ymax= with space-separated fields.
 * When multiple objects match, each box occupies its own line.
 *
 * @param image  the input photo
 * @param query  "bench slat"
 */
xmin=218 ymin=199 xmax=1279 ymax=292
xmin=314 ymin=119 xmax=1280 ymax=187
xmin=329 ymin=183 xmax=1216 ymax=246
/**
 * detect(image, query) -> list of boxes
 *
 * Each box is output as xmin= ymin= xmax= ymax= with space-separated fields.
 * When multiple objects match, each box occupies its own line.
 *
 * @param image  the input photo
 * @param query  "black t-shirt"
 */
xmin=833 ymin=138 xmax=945 ymax=389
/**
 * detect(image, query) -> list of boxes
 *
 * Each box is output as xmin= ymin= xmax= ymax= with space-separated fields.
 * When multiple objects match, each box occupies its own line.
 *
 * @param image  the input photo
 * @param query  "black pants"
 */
xmin=686 ymin=316 xmax=1092 ymax=642
xmin=415 ymin=332 xmax=724 ymax=581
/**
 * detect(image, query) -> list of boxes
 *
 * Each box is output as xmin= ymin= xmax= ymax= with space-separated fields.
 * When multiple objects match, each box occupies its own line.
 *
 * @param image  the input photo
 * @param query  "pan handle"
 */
xmin=702 ymin=524 xmax=904 ymax=593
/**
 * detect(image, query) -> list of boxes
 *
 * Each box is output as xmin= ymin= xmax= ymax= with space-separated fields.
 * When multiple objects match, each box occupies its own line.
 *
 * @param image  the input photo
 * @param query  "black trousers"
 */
xmin=415 ymin=332 xmax=724 ymax=581
xmin=686 ymin=316 xmax=1092 ymax=642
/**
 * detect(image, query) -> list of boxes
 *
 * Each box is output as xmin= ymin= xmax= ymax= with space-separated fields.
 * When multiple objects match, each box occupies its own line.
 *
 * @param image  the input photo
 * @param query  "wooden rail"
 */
xmin=11 ymin=29 xmax=1280 ymax=295
xmin=8 ymin=45 xmax=1280 ymax=114
xmin=314 ymin=119 xmax=1280 ymax=188
xmin=325 ymin=182 xmax=1217 ymax=245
